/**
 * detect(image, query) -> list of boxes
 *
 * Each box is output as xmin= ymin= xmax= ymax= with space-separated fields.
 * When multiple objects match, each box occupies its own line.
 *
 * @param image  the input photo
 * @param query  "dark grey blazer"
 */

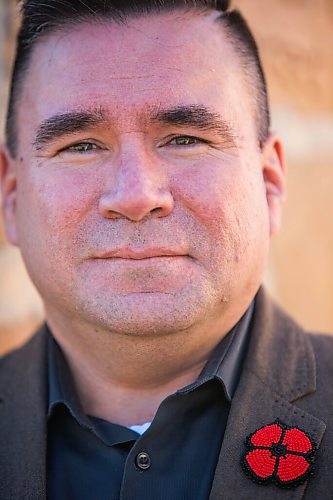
xmin=1 ymin=288 xmax=333 ymax=499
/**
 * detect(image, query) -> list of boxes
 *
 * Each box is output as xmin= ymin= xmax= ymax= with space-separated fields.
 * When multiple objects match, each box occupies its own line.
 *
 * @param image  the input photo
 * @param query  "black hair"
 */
xmin=5 ymin=0 xmax=270 ymax=157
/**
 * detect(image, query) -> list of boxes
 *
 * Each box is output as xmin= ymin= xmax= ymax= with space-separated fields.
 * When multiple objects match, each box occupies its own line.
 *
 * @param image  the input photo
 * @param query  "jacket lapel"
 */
xmin=209 ymin=289 xmax=326 ymax=500
xmin=0 ymin=327 xmax=48 ymax=500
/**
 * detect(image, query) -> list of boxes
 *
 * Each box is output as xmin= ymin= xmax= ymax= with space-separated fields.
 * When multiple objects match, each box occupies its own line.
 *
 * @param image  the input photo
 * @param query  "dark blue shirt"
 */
xmin=47 ymin=304 xmax=253 ymax=500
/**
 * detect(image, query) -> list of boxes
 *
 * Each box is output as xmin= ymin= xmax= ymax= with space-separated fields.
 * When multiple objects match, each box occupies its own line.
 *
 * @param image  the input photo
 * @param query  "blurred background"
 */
xmin=0 ymin=0 xmax=332 ymax=354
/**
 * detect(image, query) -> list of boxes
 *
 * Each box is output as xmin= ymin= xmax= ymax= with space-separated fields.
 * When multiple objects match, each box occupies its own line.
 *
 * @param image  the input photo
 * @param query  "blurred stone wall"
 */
xmin=234 ymin=0 xmax=333 ymax=333
xmin=0 ymin=0 xmax=44 ymax=354
xmin=0 ymin=0 xmax=332 ymax=354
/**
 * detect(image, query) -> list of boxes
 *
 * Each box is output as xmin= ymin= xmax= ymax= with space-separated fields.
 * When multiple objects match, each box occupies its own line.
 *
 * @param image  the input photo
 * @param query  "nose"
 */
xmin=99 ymin=151 xmax=174 ymax=222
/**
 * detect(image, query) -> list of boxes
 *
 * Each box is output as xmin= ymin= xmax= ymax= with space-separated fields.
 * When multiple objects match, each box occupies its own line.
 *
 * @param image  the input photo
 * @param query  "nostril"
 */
xmin=151 ymin=207 xmax=163 ymax=214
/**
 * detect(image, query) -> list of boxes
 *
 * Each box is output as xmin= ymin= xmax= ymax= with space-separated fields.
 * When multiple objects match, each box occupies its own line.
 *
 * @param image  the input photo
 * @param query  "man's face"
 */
xmin=1 ymin=12 xmax=284 ymax=337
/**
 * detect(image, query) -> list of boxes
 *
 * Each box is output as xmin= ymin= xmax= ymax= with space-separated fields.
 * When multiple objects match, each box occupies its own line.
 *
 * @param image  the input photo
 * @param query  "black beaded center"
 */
xmin=271 ymin=443 xmax=287 ymax=458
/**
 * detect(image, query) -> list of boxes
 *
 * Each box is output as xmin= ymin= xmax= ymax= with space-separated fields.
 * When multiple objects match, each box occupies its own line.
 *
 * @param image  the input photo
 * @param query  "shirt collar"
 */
xmin=48 ymin=300 xmax=254 ymax=419
xmin=177 ymin=301 xmax=254 ymax=401
xmin=47 ymin=328 xmax=92 ymax=429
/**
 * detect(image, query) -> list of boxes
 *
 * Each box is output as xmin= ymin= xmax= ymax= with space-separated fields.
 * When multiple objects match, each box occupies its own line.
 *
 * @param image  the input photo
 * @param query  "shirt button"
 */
xmin=136 ymin=451 xmax=151 ymax=470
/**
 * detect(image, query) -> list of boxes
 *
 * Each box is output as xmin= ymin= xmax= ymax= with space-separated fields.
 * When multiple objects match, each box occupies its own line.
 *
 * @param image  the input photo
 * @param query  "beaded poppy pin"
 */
xmin=241 ymin=420 xmax=317 ymax=488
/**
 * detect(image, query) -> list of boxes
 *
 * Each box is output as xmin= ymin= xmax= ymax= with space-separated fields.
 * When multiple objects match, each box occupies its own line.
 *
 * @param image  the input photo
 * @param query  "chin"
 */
xmin=74 ymin=288 xmax=216 ymax=337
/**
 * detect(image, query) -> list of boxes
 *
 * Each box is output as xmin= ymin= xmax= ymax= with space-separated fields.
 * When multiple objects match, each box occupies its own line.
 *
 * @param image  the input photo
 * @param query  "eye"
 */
xmin=169 ymin=136 xmax=201 ymax=146
xmin=60 ymin=142 xmax=99 ymax=153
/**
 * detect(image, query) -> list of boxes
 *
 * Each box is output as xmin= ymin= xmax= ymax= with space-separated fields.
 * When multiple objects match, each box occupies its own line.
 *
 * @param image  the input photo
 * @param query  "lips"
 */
xmin=95 ymin=248 xmax=190 ymax=260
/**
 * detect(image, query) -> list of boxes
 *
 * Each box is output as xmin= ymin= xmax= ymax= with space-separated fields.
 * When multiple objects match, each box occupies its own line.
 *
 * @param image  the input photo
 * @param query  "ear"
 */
xmin=261 ymin=132 xmax=286 ymax=237
xmin=0 ymin=145 xmax=19 ymax=245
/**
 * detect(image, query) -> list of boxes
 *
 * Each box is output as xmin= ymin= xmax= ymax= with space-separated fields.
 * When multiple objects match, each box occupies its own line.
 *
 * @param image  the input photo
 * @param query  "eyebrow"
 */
xmin=33 ymin=104 xmax=237 ymax=150
xmin=34 ymin=109 xmax=108 ymax=150
xmin=153 ymin=105 xmax=237 ymax=145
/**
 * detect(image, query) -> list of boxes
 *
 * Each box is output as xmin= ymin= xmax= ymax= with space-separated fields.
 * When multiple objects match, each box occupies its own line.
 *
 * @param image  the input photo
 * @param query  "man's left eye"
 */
xmin=169 ymin=136 xmax=200 ymax=146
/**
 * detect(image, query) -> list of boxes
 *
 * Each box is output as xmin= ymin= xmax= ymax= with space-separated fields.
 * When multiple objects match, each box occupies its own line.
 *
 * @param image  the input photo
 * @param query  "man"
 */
xmin=0 ymin=0 xmax=332 ymax=498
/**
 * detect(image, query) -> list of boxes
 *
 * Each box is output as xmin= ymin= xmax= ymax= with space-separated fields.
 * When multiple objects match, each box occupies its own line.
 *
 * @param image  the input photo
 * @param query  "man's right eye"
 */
xmin=60 ymin=142 xmax=99 ymax=153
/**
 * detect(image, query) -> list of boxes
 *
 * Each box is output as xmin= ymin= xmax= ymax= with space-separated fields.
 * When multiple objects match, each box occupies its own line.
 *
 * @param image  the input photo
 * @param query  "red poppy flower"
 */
xmin=241 ymin=420 xmax=316 ymax=488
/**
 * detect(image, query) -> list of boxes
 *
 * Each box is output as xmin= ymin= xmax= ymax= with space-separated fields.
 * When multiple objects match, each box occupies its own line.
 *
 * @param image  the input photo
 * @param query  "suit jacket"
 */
xmin=1 ymin=288 xmax=333 ymax=499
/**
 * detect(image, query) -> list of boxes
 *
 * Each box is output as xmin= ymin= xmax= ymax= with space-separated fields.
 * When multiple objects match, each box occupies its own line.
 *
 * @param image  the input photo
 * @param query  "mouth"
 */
xmin=85 ymin=247 xmax=195 ymax=294
xmin=95 ymin=248 xmax=190 ymax=261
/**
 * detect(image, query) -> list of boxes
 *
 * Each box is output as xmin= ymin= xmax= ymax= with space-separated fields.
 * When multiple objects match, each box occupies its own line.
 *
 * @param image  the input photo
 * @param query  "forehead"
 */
xmin=18 ymin=12 xmax=251 ymax=133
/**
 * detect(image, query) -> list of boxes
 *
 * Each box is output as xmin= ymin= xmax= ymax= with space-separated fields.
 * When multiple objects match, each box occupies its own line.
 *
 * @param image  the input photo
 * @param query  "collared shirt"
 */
xmin=47 ymin=303 xmax=253 ymax=500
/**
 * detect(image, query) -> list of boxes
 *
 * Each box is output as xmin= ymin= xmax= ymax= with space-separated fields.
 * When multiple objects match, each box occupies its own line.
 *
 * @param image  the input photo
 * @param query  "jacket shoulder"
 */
xmin=294 ymin=331 xmax=333 ymax=423
xmin=0 ymin=327 xmax=48 ymax=393
xmin=308 ymin=331 xmax=333 ymax=352
xmin=308 ymin=331 xmax=333 ymax=381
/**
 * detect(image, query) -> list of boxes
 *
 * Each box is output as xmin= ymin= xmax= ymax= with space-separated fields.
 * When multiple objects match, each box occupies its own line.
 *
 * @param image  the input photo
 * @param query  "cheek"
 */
xmin=14 ymin=165 xmax=104 ymax=280
xmin=171 ymin=160 xmax=269 ymax=261
xmin=17 ymin=166 xmax=100 ymax=235
xmin=172 ymin=160 xmax=251 ymax=231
